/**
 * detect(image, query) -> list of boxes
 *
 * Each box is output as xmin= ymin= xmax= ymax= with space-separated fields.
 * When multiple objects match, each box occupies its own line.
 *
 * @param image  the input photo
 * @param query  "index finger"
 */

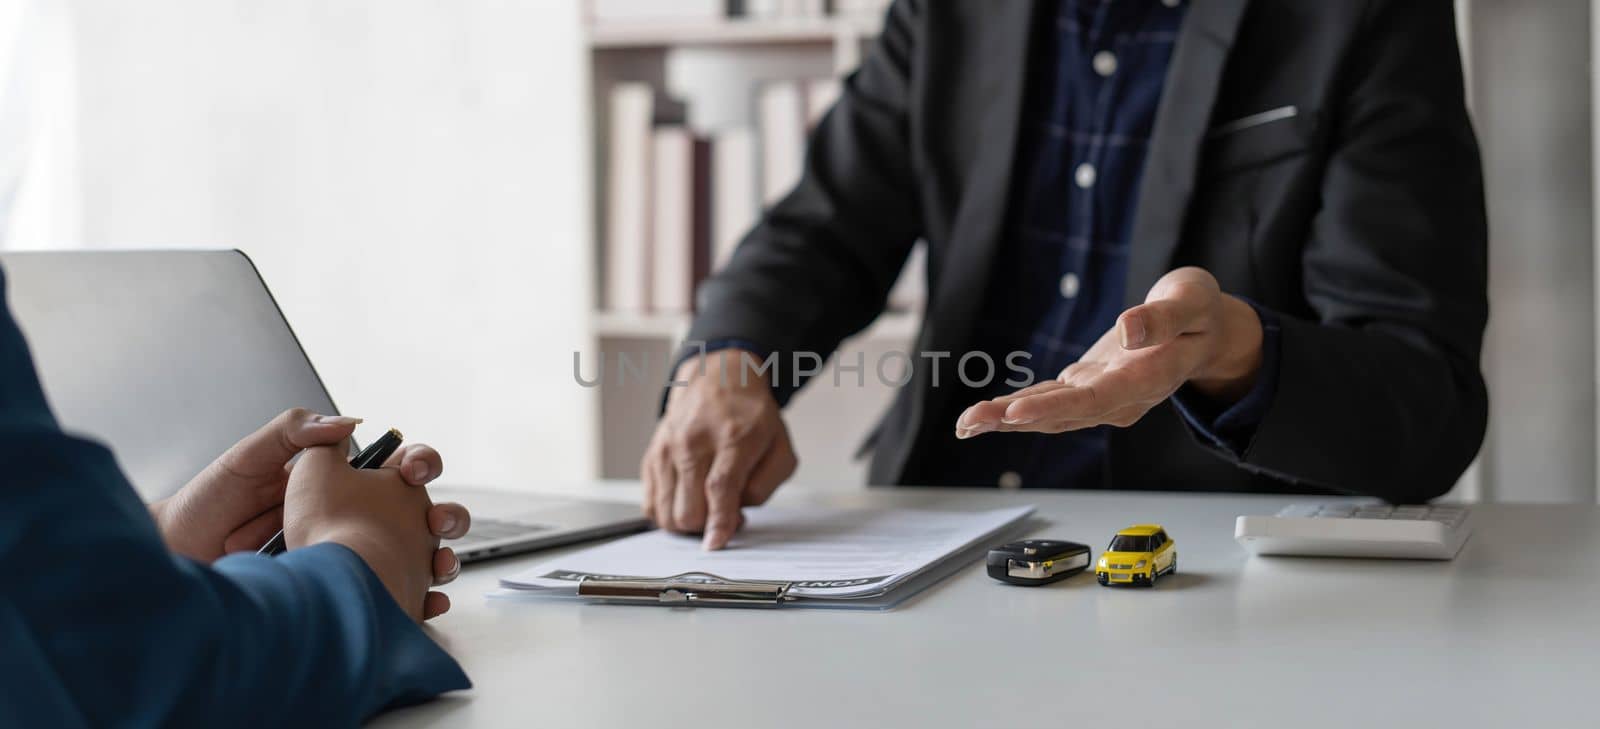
xmin=701 ymin=439 xmax=765 ymax=551
xmin=1000 ymin=384 xmax=1104 ymax=425
xmin=956 ymin=381 xmax=1069 ymax=435
xmin=294 ymin=437 xmax=356 ymax=472
xmin=221 ymin=409 xmax=362 ymax=480
xmin=1001 ymin=370 xmax=1146 ymax=425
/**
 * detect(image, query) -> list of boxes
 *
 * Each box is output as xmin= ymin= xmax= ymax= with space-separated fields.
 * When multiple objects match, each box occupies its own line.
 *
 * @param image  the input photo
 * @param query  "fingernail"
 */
xmin=701 ymin=534 xmax=718 ymax=551
xmin=314 ymin=414 xmax=364 ymax=426
xmin=1001 ymin=405 xmax=1033 ymax=425
xmin=1120 ymin=315 xmax=1146 ymax=348
xmin=409 ymin=460 xmax=431 ymax=482
xmin=439 ymin=514 xmax=457 ymax=534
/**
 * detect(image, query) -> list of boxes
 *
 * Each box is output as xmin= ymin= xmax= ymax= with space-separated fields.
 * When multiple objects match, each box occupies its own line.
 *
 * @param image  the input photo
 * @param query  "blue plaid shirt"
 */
xmin=927 ymin=0 xmax=1279 ymax=489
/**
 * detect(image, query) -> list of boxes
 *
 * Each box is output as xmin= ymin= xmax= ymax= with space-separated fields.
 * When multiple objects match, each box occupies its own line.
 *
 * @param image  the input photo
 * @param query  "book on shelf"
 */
xmin=738 ymin=0 xmax=777 ymax=19
xmin=711 ymin=127 xmax=758 ymax=271
xmin=740 ymin=0 xmax=824 ymax=19
xmin=604 ymin=83 xmax=654 ymax=313
xmin=588 ymin=0 xmax=724 ymax=24
xmin=803 ymin=77 xmax=842 ymax=127
xmin=792 ymin=0 xmax=827 ymax=18
xmin=888 ymin=240 xmax=927 ymax=313
xmin=650 ymin=127 xmax=713 ymax=314
xmin=592 ymin=0 xmax=888 ymax=25
xmin=758 ymin=77 xmax=843 ymax=207
xmin=758 ymin=80 xmax=806 ymax=207
xmin=601 ymin=76 xmax=853 ymax=315
xmin=834 ymin=0 xmax=893 ymax=19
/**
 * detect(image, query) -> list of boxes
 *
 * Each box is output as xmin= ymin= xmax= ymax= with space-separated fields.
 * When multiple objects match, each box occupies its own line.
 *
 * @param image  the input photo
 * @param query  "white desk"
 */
xmin=376 ymin=483 xmax=1600 ymax=728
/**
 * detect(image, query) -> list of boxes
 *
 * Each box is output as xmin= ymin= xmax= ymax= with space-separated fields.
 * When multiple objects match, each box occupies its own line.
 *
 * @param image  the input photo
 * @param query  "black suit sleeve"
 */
xmin=1216 ymin=0 xmax=1489 ymax=502
xmin=684 ymin=0 xmax=924 ymax=400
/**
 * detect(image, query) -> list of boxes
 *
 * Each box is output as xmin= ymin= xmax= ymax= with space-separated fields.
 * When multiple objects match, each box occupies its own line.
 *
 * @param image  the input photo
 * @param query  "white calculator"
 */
xmin=1234 ymin=503 xmax=1473 ymax=560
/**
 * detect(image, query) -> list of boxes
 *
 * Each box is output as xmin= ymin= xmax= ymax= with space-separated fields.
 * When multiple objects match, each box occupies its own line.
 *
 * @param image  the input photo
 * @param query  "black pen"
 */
xmin=257 ymin=428 xmax=405 ymax=556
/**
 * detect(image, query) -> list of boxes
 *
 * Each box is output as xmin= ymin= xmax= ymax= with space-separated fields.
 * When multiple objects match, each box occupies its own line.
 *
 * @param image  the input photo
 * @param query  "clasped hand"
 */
xmin=149 ymin=408 xmax=471 ymax=621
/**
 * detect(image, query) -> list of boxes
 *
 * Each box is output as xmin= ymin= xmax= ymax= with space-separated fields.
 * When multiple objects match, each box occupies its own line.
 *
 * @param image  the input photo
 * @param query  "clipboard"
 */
xmin=494 ymin=506 xmax=1039 ymax=610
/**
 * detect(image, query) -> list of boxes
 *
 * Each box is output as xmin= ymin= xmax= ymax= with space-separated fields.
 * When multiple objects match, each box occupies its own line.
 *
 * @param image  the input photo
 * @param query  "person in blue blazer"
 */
xmin=0 ymin=265 xmax=474 ymax=727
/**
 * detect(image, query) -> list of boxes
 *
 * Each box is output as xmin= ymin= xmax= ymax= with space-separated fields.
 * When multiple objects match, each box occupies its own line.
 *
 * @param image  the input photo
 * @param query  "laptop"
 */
xmin=0 ymin=249 xmax=648 ymax=562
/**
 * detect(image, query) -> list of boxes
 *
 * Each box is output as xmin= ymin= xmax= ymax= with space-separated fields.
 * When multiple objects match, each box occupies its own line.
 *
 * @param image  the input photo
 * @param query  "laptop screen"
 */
xmin=1 ymin=250 xmax=339 ymax=501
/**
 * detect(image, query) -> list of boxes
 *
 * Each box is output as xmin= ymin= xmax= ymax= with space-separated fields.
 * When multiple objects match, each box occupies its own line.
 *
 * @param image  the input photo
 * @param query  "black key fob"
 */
xmin=986 ymin=539 xmax=1092 ymax=586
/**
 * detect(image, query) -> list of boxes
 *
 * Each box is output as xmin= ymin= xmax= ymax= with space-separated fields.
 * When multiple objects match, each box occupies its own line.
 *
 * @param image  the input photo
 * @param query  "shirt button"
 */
xmin=1074 ymin=162 xmax=1096 ymax=189
xmin=1092 ymin=50 xmax=1118 ymax=77
xmin=998 ymin=471 xmax=1023 ymax=490
xmin=1059 ymin=272 xmax=1080 ymax=299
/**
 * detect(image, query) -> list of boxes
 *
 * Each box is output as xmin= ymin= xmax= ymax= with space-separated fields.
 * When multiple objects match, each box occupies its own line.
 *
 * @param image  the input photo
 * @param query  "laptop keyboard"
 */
xmin=447 ymin=518 xmax=550 ymax=546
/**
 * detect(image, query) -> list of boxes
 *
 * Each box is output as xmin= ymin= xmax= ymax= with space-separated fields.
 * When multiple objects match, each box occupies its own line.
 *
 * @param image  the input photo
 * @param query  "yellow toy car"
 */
xmin=1096 ymin=525 xmax=1176 ymax=587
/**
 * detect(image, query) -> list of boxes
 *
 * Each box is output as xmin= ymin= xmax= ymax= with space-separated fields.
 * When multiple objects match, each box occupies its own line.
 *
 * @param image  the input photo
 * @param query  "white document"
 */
xmin=501 ymin=505 xmax=1034 ymax=599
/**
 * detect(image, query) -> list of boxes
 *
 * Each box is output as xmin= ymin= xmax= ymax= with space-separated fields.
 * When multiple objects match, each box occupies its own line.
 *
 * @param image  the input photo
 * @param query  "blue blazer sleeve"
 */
xmin=0 ymin=266 xmax=468 ymax=728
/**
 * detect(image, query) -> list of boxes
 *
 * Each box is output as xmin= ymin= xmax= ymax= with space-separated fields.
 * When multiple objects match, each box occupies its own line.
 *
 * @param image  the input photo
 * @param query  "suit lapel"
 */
xmin=892 ymin=0 xmax=1036 ymax=483
xmin=1124 ymin=0 xmax=1251 ymax=306
xmin=926 ymin=1 xmax=1036 ymax=344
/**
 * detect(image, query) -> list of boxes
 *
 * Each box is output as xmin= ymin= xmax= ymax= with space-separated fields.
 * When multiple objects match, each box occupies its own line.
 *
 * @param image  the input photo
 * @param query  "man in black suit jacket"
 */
xmin=640 ymin=0 xmax=1488 ymax=550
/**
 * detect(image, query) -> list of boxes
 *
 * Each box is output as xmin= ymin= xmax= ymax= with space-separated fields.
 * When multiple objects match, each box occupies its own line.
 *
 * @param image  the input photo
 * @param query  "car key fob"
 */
xmin=986 ymin=539 xmax=1091 ymax=586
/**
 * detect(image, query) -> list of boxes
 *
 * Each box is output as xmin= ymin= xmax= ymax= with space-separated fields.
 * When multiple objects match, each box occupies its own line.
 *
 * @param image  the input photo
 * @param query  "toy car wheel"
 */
xmin=1170 ymin=556 xmax=1177 ymax=575
xmin=1146 ymin=568 xmax=1157 ymax=587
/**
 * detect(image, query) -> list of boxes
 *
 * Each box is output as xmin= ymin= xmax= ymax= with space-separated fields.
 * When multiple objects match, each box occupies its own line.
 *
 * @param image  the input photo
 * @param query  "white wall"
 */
xmin=62 ymin=0 xmax=596 ymax=488
xmin=1469 ymin=0 xmax=1597 ymax=503
xmin=0 ymin=0 xmax=79 ymax=247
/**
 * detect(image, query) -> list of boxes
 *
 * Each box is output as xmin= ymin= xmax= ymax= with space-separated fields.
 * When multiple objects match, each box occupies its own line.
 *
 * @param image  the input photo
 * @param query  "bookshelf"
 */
xmin=582 ymin=3 xmax=909 ymax=484
xmin=589 ymin=17 xmax=880 ymax=50
xmin=593 ymin=309 xmax=921 ymax=342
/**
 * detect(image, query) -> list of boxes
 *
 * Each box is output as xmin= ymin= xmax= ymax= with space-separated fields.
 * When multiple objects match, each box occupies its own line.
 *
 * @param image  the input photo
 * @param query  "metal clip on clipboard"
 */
xmin=577 ymin=572 xmax=794 ymax=607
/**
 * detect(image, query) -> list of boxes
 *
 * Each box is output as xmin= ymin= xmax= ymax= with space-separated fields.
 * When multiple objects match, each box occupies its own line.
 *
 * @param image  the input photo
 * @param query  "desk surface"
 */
xmin=376 ymin=484 xmax=1599 ymax=729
